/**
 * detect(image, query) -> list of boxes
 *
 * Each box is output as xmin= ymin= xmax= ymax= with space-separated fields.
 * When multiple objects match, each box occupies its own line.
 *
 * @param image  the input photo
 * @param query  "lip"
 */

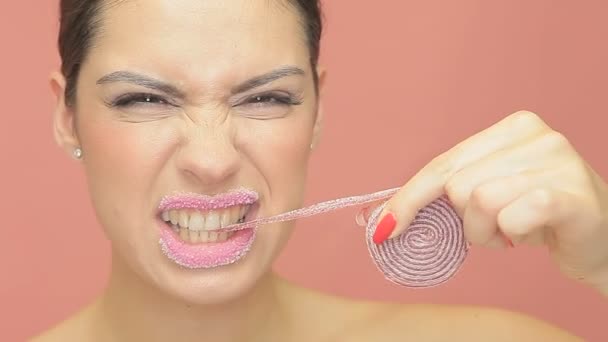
xmin=157 ymin=188 xmax=260 ymax=269
xmin=158 ymin=187 xmax=259 ymax=212
xmin=158 ymin=203 xmax=260 ymax=269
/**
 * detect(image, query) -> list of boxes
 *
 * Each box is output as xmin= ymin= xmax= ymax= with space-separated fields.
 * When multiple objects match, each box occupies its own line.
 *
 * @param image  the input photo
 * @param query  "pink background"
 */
xmin=2 ymin=1 xmax=607 ymax=341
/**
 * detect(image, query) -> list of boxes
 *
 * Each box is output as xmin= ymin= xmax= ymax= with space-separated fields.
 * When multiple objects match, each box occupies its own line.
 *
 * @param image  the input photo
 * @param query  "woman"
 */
xmin=34 ymin=0 xmax=606 ymax=340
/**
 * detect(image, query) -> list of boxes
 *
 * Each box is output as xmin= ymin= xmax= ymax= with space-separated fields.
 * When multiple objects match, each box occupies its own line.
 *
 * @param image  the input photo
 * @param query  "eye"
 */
xmin=110 ymin=93 xmax=171 ymax=107
xmin=243 ymin=93 xmax=302 ymax=107
xmin=233 ymin=92 xmax=303 ymax=120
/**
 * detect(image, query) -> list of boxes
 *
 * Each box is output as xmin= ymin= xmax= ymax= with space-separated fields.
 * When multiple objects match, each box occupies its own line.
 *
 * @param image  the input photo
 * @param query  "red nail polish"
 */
xmin=373 ymin=213 xmax=396 ymax=244
xmin=502 ymin=232 xmax=514 ymax=248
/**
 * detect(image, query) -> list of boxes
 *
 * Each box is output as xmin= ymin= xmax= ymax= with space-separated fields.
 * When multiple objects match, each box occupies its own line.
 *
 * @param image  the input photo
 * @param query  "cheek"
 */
xmin=84 ymin=123 xmax=174 ymax=173
xmin=238 ymin=114 xmax=313 ymax=206
xmin=79 ymin=116 xmax=177 ymax=230
xmin=244 ymin=117 xmax=311 ymax=168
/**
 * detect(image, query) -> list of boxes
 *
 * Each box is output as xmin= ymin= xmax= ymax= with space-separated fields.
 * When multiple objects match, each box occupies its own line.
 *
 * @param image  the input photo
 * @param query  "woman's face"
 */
xmin=52 ymin=0 xmax=322 ymax=304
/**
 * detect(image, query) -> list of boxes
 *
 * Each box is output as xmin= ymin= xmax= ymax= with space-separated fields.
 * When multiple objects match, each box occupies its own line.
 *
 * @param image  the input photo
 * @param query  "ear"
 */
xmin=311 ymin=66 xmax=326 ymax=150
xmin=50 ymin=71 xmax=80 ymax=158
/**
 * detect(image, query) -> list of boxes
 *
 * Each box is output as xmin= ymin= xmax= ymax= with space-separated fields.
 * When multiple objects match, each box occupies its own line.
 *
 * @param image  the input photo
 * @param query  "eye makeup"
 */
xmin=106 ymin=92 xmax=175 ymax=108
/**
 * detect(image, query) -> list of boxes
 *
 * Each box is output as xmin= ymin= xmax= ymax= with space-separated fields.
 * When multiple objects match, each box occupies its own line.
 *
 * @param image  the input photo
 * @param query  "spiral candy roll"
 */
xmin=366 ymin=196 xmax=468 ymax=287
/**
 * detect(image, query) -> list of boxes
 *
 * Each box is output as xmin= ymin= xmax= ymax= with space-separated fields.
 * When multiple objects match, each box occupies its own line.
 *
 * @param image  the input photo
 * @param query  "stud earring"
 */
xmin=73 ymin=147 xmax=83 ymax=160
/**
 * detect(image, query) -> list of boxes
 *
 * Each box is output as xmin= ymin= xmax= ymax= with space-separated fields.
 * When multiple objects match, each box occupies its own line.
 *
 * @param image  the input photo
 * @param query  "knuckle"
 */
xmin=444 ymin=177 xmax=466 ymax=207
xmin=443 ymin=177 xmax=459 ymax=199
xmin=508 ymin=110 xmax=549 ymax=132
xmin=530 ymin=188 xmax=556 ymax=212
xmin=429 ymin=151 xmax=456 ymax=179
xmin=565 ymin=156 xmax=590 ymax=180
xmin=511 ymin=110 xmax=540 ymax=125
xmin=539 ymin=130 xmax=570 ymax=150
xmin=469 ymin=184 xmax=497 ymax=211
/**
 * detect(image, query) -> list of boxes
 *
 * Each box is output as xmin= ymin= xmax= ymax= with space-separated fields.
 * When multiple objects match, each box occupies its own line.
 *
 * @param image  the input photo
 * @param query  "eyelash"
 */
xmin=108 ymin=92 xmax=302 ymax=108
xmin=109 ymin=93 xmax=172 ymax=107
xmin=240 ymin=93 xmax=303 ymax=107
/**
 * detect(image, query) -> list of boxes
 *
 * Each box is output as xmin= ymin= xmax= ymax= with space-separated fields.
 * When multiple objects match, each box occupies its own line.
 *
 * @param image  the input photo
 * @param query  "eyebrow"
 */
xmin=96 ymin=71 xmax=185 ymax=98
xmin=230 ymin=65 xmax=305 ymax=94
xmin=96 ymin=65 xmax=306 ymax=98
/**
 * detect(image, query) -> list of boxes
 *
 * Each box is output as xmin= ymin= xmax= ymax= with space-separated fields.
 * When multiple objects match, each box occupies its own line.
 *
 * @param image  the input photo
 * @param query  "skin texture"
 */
xmin=54 ymin=0 xmax=320 ymax=306
xmin=35 ymin=0 xmax=600 ymax=340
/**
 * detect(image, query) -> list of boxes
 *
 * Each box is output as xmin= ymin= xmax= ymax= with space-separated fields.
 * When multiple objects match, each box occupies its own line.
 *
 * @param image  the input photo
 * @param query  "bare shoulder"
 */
xmin=278 ymin=280 xmax=581 ymax=341
xmin=30 ymin=319 xmax=82 ymax=342
xmin=29 ymin=304 xmax=97 ymax=342
xmin=345 ymin=303 xmax=583 ymax=341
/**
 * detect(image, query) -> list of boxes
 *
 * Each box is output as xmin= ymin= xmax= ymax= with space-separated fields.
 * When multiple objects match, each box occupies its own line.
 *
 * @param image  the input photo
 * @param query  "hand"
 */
xmin=368 ymin=111 xmax=608 ymax=294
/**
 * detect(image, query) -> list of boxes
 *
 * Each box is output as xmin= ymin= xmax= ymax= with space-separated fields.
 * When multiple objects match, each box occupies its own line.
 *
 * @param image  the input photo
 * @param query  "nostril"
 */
xmin=175 ymin=140 xmax=241 ymax=184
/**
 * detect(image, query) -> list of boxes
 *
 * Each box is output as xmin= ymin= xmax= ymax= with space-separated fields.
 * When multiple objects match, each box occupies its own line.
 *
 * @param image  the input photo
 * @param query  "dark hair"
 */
xmin=58 ymin=0 xmax=323 ymax=106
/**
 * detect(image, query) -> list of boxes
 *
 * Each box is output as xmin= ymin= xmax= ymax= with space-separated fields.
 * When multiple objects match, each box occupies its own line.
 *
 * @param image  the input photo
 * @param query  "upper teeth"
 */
xmin=161 ymin=205 xmax=249 ymax=231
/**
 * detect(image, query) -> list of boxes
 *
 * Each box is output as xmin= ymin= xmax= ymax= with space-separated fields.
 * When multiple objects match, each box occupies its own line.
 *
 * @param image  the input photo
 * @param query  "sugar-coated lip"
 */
xmin=159 ymin=222 xmax=256 ymax=269
xmin=158 ymin=202 xmax=260 ymax=269
xmin=158 ymin=187 xmax=259 ymax=212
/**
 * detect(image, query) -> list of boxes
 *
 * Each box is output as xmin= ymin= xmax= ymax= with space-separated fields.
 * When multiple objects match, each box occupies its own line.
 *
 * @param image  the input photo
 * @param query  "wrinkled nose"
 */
xmin=175 ymin=125 xmax=240 ymax=187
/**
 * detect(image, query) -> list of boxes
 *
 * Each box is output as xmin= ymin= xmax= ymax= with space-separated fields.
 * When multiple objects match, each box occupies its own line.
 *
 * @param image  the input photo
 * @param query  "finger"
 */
xmin=375 ymin=111 xmax=550 ymax=243
xmin=446 ymin=131 xmax=570 ymax=216
xmin=483 ymin=233 xmax=514 ymax=249
xmin=497 ymin=188 xmax=577 ymax=245
xmin=463 ymin=173 xmax=531 ymax=248
xmin=356 ymin=203 xmax=384 ymax=227
xmin=355 ymin=206 xmax=370 ymax=227
xmin=443 ymin=111 xmax=551 ymax=171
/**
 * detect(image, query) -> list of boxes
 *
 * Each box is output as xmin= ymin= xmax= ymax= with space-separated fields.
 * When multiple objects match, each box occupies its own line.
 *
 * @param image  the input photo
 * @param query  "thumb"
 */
xmin=356 ymin=204 xmax=382 ymax=227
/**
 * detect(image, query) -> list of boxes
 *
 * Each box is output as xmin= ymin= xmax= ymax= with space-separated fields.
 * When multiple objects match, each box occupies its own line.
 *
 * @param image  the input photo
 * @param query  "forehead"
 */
xmin=89 ymin=0 xmax=310 ymax=81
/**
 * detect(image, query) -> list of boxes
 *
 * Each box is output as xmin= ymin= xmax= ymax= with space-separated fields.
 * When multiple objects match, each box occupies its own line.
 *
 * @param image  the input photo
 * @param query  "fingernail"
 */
xmin=373 ymin=213 xmax=396 ymax=244
xmin=501 ymin=232 xmax=514 ymax=248
xmin=355 ymin=213 xmax=365 ymax=227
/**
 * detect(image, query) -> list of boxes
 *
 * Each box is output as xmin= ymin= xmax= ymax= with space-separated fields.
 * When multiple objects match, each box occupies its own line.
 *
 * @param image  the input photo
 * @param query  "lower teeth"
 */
xmin=170 ymin=225 xmax=236 ymax=243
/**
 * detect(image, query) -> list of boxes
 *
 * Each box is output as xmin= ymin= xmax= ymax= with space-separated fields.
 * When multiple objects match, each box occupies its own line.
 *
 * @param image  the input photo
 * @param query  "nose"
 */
xmin=175 ymin=125 xmax=240 ymax=187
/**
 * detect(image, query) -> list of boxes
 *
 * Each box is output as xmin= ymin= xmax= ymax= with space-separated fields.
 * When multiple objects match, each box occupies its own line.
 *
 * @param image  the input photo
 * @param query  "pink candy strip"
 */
xmin=224 ymin=187 xmax=468 ymax=288
xmin=223 ymin=187 xmax=401 ymax=231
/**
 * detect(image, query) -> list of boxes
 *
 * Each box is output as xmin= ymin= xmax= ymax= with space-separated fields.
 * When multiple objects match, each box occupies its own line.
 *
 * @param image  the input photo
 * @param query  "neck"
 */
xmin=93 ymin=251 xmax=291 ymax=342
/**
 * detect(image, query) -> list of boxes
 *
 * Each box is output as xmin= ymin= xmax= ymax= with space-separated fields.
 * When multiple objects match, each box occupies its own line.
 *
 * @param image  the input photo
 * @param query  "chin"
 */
xmin=105 ymin=186 xmax=297 ymax=306
xmin=156 ymin=254 xmax=272 ymax=306
xmin=128 ymin=221 xmax=293 ymax=307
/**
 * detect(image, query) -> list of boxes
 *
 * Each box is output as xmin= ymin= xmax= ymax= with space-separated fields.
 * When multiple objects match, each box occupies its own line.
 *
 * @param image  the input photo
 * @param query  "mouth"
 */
xmin=157 ymin=188 xmax=260 ymax=269
xmin=160 ymin=204 xmax=252 ymax=243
